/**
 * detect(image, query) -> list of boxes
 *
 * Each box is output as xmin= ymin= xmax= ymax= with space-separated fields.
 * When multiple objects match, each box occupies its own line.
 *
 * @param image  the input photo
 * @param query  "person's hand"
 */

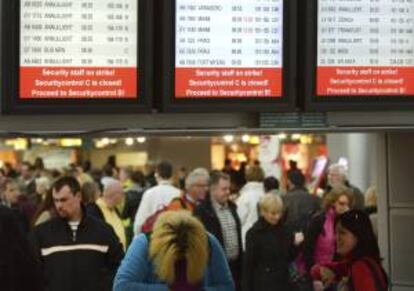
xmin=320 ymin=266 xmax=336 ymax=285
xmin=313 ymin=280 xmax=324 ymax=291
xmin=294 ymin=232 xmax=304 ymax=246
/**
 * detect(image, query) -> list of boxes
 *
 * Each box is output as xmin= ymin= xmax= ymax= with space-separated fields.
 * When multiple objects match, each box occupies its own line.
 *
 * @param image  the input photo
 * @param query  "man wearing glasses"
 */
xmin=168 ymin=167 xmax=210 ymax=211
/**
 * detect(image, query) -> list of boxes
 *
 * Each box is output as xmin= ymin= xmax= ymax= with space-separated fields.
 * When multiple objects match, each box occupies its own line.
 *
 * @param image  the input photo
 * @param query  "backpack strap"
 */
xmin=179 ymin=197 xmax=188 ymax=209
xmin=352 ymin=258 xmax=387 ymax=291
xmin=170 ymin=196 xmax=188 ymax=210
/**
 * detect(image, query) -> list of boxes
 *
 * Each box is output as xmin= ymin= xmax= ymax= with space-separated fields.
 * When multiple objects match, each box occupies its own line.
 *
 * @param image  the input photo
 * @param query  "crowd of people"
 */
xmin=0 ymin=157 xmax=387 ymax=291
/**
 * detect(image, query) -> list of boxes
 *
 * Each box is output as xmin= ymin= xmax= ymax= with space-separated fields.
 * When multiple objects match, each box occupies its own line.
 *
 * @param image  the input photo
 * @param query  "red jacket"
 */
xmin=311 ymin=257 xmax=387 ymax=291
xmin=349 ymin=258 xmax=387 ymax=291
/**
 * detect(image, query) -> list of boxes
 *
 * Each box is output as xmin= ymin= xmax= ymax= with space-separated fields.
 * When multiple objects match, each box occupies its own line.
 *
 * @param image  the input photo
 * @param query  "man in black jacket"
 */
xmin=31 ymin=176 xmax=124 ymax=291
xmin=283 ymin=170 xmax=321 ymax=233
xmin=194 ymin=170 xmax=243 ymax=290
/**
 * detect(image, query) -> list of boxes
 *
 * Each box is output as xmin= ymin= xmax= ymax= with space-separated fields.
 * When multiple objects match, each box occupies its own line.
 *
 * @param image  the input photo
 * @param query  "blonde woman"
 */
xmin=302 ymin=186 xmax=353 ymax=272
xmin=242 ymin=194 xmax=302 ymax=291
xmin=114 ymin=211 xmax=235 ymax=291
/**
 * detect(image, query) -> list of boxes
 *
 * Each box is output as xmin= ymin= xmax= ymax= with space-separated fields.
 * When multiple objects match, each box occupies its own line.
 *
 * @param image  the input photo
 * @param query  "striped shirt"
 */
xmin=213 ymin=201 xmax=239 ymax=260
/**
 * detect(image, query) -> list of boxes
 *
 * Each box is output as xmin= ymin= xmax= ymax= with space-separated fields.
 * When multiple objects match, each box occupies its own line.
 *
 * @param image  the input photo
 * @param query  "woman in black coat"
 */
xmin=242 ymin=194 xmax=300 ymax=291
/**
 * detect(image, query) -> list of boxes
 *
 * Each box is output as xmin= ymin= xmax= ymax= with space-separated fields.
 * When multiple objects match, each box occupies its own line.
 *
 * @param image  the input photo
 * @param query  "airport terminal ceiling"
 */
xmin=0 ymin=111 xmax=414 ymax=137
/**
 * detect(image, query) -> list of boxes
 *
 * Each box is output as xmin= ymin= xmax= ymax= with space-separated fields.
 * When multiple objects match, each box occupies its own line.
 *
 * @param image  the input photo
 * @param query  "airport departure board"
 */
xmin=20 ymin=0 xmax=138 ymax=99
xmin=174 ymin=0 xmax=284 ymax=99
xmin=317 ymin=0 xmax=414 ymax=97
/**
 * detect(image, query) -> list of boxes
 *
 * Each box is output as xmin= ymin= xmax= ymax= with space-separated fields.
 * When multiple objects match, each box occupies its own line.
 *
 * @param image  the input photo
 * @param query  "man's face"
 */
xmin=4 ymin=183 xmax=19 ymax=203
xmin=119 ymin=169 xmax=129 ymax=182
xmin=328 ymin=169 xmax=345 ymax=186
xmin=188 ymin=176 xmax=209 ymax=202
xmin=53 ymin=185 xmax=81 ymax=220
xmin=211 ymin=178 xmax=230 ymax=205
xmin=21 ymin=165 xmax=33 ymax=180
xmin=108 ymin=183 xmax=124 ymax=207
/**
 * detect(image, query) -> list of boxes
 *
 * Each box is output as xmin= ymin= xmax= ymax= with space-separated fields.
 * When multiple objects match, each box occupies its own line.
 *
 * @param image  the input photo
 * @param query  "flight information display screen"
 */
xmin=317 ymin=0 xmax=414 ymax=97
xmin=175 ymin=0 xmax=284 ymax=99
xmin=20 ymin=0 xmax=138 ymax=99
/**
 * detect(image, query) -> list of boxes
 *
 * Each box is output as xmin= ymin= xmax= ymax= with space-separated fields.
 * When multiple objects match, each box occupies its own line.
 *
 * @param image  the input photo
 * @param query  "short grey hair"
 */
xmin=102 ymin=178 xmax=122 ymax=197
xmin=185 ymin=168 xmax=210 ymax=190
xmin=35 ymin=176 xmax=51 ymax=190
xmin=328 ymin=163 xmax=348 ymax=178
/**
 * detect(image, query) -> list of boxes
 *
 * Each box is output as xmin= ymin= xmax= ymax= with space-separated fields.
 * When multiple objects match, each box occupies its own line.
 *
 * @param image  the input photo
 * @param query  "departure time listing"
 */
xmin=175 ymin=0 xmax=284 ymax=99
xmin=317 ymin=0 xmax=414 ymax=96
xmin=20 ymin=0 xmax=138 ymax=99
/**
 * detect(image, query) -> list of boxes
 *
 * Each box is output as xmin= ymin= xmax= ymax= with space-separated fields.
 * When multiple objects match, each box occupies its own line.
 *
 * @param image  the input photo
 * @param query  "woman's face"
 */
xmin=336 ymin=222 xmax=358 ymax=256
xmin=334 ymin=194 xmax=350 ymax=215
xmin=262 ymin=208 xmax=282 ymax=225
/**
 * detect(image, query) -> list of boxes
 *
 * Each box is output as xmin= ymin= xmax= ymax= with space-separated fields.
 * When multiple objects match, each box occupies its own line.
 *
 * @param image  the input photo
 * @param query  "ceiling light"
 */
xmin=125 ymin=137 xmax=134 ymax=146
xmin=277 ymin=133 xmax=287 ymax=140
xmin=242 ymin=134 xmax=250 ymax=143
xmin=136 ymin=137 xmax=146 ymax=143
xmin=223 ymin=135 xmax=234 ymax=143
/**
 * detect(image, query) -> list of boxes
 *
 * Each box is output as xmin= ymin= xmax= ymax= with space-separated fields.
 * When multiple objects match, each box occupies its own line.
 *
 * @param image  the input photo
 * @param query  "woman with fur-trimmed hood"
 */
xmin=113 ymin=210 xmax=235 ymax=291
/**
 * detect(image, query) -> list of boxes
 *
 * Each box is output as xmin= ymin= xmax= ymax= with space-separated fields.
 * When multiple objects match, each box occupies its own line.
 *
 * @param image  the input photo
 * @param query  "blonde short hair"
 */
xmin=149 ymin=211 xmax=208 ymax=285
xmin=258 ymin=194 xmax=283 ymax=214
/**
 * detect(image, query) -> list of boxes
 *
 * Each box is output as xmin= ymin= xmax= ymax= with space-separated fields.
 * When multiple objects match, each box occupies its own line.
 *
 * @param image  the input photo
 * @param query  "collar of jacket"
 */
xmin=158 ymin=179 xmax=173 ymax=186
xmin=57 ymin=204 xmax=89 ymax=232
xmin=203 ymin=194 xmax=237 ymax=212
xmin=255 ymin=217 xmax=284 ymax=231
xmin=289 ymin=186 xmax=308 ymax=192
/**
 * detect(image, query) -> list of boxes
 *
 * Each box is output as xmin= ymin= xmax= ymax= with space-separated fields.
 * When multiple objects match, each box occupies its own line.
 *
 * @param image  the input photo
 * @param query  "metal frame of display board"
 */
xmin=1 ymin=0 xmax=153 ymax=114
xmin=303 ymin=0 xmax=414 ymax=111
xmin=160 ymin=0 xmax=297 ymax=113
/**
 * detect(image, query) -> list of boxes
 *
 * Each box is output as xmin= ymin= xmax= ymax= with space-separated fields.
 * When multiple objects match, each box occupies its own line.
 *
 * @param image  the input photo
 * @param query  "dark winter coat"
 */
xmin=0 ymin=205 xmax=42 ymax=291
xmin=303 ymin=210 xmax=326 ymax=270
xmin=283 ymin=187 xmax=321 ymax=232
xmin=242 ymin=218 xmax=296 ymax=291
xmin=86 ymin=202 xmax=105 ymax=220
xmin=194 ymin=197 xmax=243 ymax=260
xmin=31 ymin=212 xmax=124 ymax=291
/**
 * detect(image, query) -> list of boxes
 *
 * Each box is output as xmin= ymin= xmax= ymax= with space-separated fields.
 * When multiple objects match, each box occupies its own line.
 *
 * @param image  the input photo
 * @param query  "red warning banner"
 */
xmin=317 ymin=66 xmax=414 ymax=96
xmin=175 ymin=67 xmax=282 ymax=98
xmin=20 ymin=67 xmax=137 ymax=99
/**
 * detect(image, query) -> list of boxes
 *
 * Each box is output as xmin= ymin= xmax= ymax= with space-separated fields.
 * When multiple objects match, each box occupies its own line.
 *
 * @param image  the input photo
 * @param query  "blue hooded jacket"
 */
xmin=113 ymin=233 xmax=235 ymax=291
